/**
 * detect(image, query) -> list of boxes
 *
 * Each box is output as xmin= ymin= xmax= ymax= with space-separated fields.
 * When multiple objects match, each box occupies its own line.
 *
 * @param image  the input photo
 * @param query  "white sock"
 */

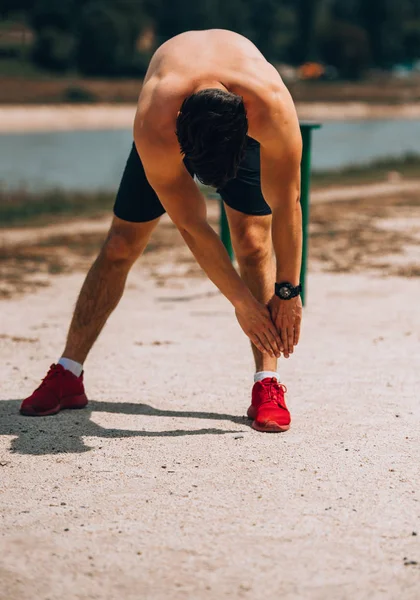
xmin=58 ymin=357 xmax=83 ymax=378
xmin=254 ymin=371 xmax=280 ymax=383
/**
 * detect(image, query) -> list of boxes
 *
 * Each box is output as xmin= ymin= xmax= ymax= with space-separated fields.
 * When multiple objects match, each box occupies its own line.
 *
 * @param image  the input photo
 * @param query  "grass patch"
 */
xmin=0 ymin=186 xmax=216 ymax=229
xmin=0 ymin=188 xmax=115 ymax=228
xmin=0 ymin=57 xmax=51 ymax=78
xmin=312 ymin=153 xmax=420 ymax=188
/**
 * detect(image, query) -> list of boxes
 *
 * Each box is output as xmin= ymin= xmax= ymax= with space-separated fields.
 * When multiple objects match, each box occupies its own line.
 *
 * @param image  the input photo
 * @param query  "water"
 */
xmin=1 ymin=120 xmax=420 ymax=191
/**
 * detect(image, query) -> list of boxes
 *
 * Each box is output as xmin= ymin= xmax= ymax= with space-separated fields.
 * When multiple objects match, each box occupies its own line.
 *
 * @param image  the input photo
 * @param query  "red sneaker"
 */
xmin=247 ymin=378 xmax=291 ymax=432
xmin=20 ymin=364 xmax=88 ymax=416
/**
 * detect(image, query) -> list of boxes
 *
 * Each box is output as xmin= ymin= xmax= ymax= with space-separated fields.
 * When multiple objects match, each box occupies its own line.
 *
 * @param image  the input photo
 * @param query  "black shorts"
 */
xmin=113 ymin=137 xmax=271 ymax=223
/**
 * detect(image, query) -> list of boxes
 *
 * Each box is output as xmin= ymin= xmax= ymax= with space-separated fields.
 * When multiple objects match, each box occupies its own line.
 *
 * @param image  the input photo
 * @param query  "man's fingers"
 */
xmin=278 ymin=325 xmax=287 ymax=357
xmin=265 ymin=325 xmax=281 ymax=357
xmin=287 ymin=327 xmax=294 ymax=354
xmin=252 ymin=334 xmax=269 ymax=356
xmin=294 ymin=320 xmax=301 ymax=346
xmin=271 ymin=318 xmax=284 ymax=352
xmin=261 ymin=333 xmax=277 ymax=358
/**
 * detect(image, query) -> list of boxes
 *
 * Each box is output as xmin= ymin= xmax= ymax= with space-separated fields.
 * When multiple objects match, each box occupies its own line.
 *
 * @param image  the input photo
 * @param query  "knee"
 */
xmin=234 ymin=227 xmax=271 ymax=266
xmin=101 ymin=230 xmax=142 ymax=264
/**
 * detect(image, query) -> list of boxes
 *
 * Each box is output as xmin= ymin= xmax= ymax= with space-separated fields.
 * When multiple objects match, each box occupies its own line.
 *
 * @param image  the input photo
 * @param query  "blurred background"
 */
xmin=1 ymin=0 xmax=420 ymax=296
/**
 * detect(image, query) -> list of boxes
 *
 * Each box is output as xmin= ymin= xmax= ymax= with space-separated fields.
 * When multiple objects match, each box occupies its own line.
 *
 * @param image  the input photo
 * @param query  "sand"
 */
xmin=1 ymin=204 xmax=419 ymax=599
xmin=2 ymin=102 xmax=420 ymax=133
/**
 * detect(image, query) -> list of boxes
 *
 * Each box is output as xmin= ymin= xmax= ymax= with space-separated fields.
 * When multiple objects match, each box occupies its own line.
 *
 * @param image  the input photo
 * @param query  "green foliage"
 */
xmin=3 ymin=0 xmax=420 ymax=77
xmin=0 ymin=187 xmax=115 ymax=228
xmin=76 ymin=1 xmax=134 ymax=75
xmin=403 ymin=20 xmax=420 ymax=61
xmin=32 ymin=27 xmax=75 ymax=71
xmin=30 ymin=0 xmax=76 ymax=32
xmin=318 ymin=20 xmax=371 ymax=79
xmin=25 ymin=0 xmax=146 ymax=75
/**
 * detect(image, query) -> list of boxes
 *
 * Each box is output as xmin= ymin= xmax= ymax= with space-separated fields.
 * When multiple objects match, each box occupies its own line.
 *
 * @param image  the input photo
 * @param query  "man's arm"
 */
xmin=134 ymin=117 xmax=282 ymax=358
xmin=256 ymin=85 xmax=303 ymax=358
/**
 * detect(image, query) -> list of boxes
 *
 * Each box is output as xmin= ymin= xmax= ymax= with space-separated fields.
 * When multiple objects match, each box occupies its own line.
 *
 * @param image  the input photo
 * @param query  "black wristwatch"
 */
xmin=275 ymin=282 xmax=302 ymax=300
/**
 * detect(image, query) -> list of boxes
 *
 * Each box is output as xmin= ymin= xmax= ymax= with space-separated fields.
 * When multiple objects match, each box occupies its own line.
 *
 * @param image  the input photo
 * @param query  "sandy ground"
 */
xmin=1 ymin=193 xmax=420 ymax=599
xmin=2 ymin=102 xmax=420 ymax=133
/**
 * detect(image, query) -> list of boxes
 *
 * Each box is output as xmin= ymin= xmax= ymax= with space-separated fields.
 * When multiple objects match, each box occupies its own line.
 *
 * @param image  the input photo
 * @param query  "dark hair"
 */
xmin=176 ymin=89 xmax=248 ymax=188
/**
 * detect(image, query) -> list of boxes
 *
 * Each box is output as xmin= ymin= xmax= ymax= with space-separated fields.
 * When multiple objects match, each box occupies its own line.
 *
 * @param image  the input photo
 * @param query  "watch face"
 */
xmin=280 ymin=286 xmax=292 ymax=298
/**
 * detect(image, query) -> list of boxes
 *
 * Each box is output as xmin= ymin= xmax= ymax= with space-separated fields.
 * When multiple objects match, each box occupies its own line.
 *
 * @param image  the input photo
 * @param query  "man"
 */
xmin=21 ymin=29 xmax=303 ymax=433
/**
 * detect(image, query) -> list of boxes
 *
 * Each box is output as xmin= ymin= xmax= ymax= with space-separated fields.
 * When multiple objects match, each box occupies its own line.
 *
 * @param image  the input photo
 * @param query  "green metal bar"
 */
xmin=220 ymin=198 xmax=234 ymax=259
xmin=299 ymin=124 xmax=315 ymax=305
xmin=219 ymin=122 xmax=321 ymax=304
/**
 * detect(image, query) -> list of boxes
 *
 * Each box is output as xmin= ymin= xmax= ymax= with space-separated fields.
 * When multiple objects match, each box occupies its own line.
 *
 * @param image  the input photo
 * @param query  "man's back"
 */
xmin=145 ymin=29 xmax=267 ymax=82
xmin=138 ymin=29 xmax=287 ymax=137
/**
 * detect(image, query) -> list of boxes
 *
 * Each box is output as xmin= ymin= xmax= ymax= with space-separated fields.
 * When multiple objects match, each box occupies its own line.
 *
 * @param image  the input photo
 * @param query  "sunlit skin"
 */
xmin=134 ymin=30 xmax=302 ymax=363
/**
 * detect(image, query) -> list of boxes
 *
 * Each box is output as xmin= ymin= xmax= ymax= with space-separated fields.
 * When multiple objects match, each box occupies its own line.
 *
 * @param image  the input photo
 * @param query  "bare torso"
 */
xmin=133 ymin=31 xmax=303 ymax=349
xmin=136 ymin=29 xmax=293 ymax=141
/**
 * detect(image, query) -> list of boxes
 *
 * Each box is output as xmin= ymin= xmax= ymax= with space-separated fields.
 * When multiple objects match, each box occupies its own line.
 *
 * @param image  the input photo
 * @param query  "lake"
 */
xmin=1 ymin=120 xmax=420 ymax=191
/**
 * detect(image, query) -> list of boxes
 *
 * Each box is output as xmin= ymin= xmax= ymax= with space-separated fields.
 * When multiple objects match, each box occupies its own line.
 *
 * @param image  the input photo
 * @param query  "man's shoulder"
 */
xmin=243 ymin=75 xmax=297 ymax=141
xmin=136 ymin=75 xmax=189 ymax=139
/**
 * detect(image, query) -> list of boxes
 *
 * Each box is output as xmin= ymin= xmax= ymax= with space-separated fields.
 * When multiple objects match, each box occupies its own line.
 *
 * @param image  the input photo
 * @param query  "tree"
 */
xmin=293 ymin=0 xmax=320 ymax=63
xmin=76 ymin=1 xmax=139 ymax=75
xmin=248 ymin=0 xmax=295 ymax=61
xmin=30 ymin=0 xmax=77 ymax=70
xmin=318 ymin=19 xmax=371 ymax=78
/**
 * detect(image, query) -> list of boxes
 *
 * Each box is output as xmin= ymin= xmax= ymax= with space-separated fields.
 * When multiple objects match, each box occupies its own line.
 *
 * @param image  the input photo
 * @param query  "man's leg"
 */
xmin=20 ymin=215 xmax=159 ymax=416
xmin=223 ymin=204 xmax=290 ymax=432
xmin=217 ymin=138 xmax=290 ymax=432
xmin=20 ymin=141 xmax=167 ymax=416
xmin=223 ymin=205 xmax=276 ymax=373
xmin=62 ymin=215 xmax=159 ymax=364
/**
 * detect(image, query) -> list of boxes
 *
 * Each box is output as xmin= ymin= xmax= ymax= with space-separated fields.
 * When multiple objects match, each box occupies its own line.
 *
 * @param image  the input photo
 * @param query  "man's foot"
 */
xmin=247 ymin=377 xmax=291 ymax=432
xmin=20 ymin=364 xmax=88 ymax=416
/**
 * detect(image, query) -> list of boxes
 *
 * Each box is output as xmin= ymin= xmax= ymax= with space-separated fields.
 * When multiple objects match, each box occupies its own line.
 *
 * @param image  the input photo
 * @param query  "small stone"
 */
xmin=64 ymin=528 xmax=69 ymax=532
xmin=412 ymin=532 xmax=417 ymax=536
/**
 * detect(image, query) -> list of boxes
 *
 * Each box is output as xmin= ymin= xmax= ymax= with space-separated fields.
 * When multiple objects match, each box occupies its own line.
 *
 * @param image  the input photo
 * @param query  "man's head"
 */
xmin=176 ymin=88 xmax=248 ymax=188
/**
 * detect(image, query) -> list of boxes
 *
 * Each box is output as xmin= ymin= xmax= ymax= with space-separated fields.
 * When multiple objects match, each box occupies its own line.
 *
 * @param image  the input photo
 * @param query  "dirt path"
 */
xmin=1 ymin=187 xmax=419 ymax=598
xmin=0 ymin=261 xmax=419 ymax=599
xmin=311 ymin=179 xmax=420 ymax=204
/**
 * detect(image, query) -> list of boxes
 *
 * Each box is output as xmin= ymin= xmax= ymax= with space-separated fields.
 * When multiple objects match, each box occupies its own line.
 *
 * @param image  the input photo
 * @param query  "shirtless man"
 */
xmin=21 ymin=30 xmax=303 ymax=433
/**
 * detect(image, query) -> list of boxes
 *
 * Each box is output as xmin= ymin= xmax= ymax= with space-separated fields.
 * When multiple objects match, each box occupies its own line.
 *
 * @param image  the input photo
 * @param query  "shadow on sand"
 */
xmin=0 ymin=399 xmax=249 ymax=455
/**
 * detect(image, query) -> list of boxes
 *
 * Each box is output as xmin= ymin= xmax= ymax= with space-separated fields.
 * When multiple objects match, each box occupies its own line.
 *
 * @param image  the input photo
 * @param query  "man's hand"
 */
xmin=235 ymin=298 xmax=282 ymax=358
xmin=268 ymin=295 xmax=302 ymax=358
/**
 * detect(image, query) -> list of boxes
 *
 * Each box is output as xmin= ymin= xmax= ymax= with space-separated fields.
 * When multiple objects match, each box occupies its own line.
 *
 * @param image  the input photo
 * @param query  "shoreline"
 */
xmin=1 ymin=102 xmax=420 ymax=133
